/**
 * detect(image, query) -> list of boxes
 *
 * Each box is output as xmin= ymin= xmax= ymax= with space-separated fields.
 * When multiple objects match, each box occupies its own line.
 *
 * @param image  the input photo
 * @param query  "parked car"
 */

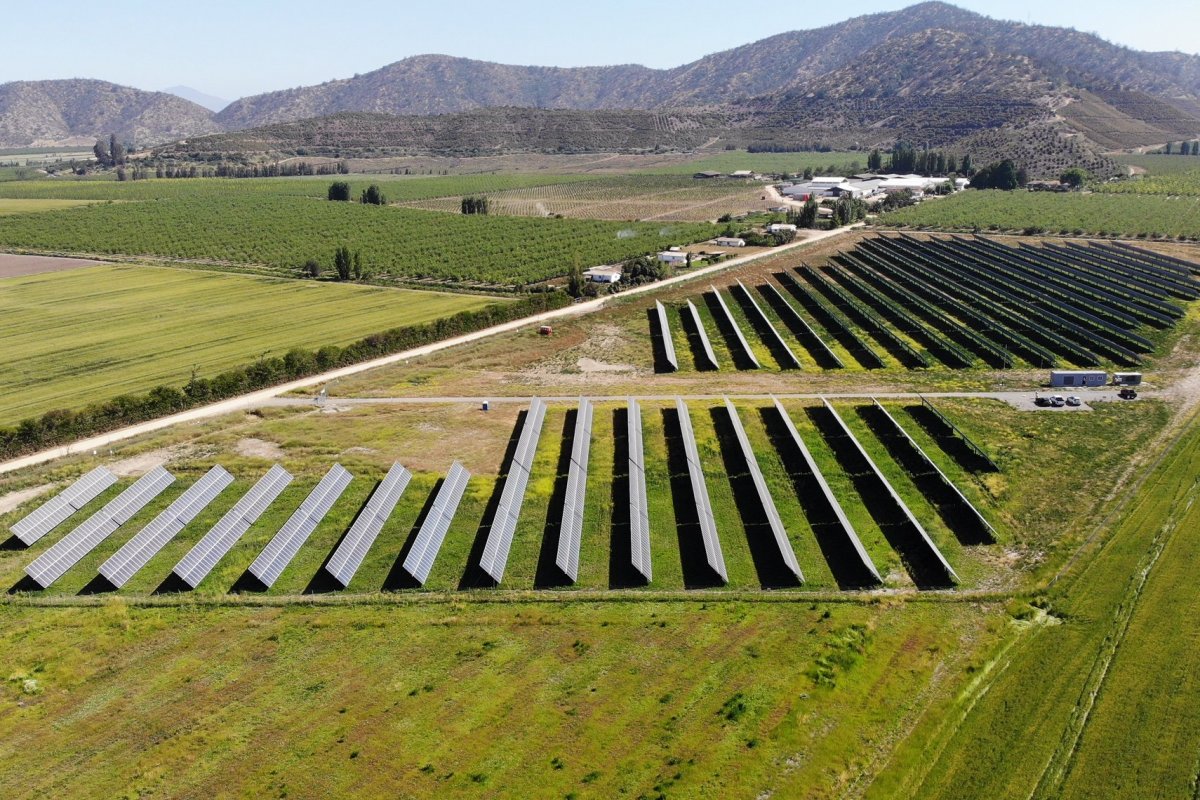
xmin=1034 ymin=395 xmax=1051 ymax=407
xmin=1066 ymin=396 xmax=1082 ymax=406
xmin=1051 ymin=395 xmax=1066 ymax=407
xmin=1119 ymin=388 xmax=1139 ymax=400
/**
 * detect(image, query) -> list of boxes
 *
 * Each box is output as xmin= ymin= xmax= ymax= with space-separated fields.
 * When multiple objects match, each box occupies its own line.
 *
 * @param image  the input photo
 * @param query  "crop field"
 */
xmin=0 ymin=265 xmax=502 ymax=425
xmin=880 ymin=190 xmax=1200 ymax=239
xmin=1096 ymin=161 xmax=1200 ymax=196
xmin=1112 ymin=153 xmax=1200 ymax=177
xmin=0 ymin=198 xmax=98 ymax=215
xmin=648 ymin=150 xmax=867 ymax=175
xmin=0 ymin=194 xmax=714 ymax=286
xmin=398 ymin=174 xmax=774 ymax=221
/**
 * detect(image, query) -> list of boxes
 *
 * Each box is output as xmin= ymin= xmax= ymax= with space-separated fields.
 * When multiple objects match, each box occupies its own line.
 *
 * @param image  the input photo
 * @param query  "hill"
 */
xmin=0 ymin=79 xmax=219 ymax=148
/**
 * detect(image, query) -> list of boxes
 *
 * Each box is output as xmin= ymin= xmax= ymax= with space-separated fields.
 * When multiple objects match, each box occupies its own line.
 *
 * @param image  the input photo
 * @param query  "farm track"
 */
xmin=0 ymin=225 xmax=862 ymax=476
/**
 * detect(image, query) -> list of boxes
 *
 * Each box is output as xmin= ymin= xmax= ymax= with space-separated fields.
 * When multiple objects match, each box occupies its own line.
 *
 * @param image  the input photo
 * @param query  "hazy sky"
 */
xmin=3 ymin=0 xmax=1196 ymax=102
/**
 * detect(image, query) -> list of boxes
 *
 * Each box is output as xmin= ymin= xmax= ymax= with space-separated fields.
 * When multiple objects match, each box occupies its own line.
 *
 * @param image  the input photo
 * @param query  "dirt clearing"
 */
xmin=0 ymin=252 xmax=105 ymax=279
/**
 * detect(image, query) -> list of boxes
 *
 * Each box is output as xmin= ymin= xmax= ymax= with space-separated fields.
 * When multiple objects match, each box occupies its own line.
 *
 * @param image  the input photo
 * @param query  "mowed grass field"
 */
xmin=0 ymin=198 xmax=98 ymax=215
xmin=0 ymin=265 xmax=503 ymax=425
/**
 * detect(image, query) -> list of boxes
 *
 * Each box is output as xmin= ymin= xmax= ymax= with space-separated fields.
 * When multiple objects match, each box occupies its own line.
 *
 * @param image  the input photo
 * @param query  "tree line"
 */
xmin=1162 ymin=141 xmax=1200 ymax=155
xmin=0 ymin=292 xmax=571 ymax=460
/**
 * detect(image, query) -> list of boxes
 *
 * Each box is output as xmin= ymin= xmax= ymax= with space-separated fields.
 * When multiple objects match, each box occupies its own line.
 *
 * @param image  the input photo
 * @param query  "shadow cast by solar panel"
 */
xmin=662 ymin=407 xmax=724 ymax=589
xmin=303 ymin=482 xmax=378 ymax=594
xmin=678 ymin=305 xmax=717 ymax=371
xmin=646 ymin=308 xmax=676 ymax=374
xmin=778 ymin=272 xmax=884 ymax=369
xmin=7 ymin=575 xmax=43 ymax=594
xmin=731 ymin=288 xmax=796 ymax=370
xmin=758 ymin=406 xmax=878 ymax=588
xmin=761 ymin=279 xmax=842 ymax=369
xmin=904 ymin=404 xmax=997 ymax=474
xmin=0 ymin=535 xmax=28 ymax=551
xmin=858 ymin=406 xmax=993 ymax=545
xmin=458 ymin=410 xmax=527 ymax=589
xmin=383 ymin=478 xmax=444 ymax=591
xmin=77 ymin=573 xmax=118 ymax=595
xmin=153 ymin=571 xmax=194 ymax=594
xmin=710 ymin=406 xmax=800 ymax=588
xmin=804 ymin=269 xmax=927 ymax=370
xmin=535 ymin=410 xmax=577 ymax=588
xmin=703 ymin=292 xmax=757 ymax=371
xmin=229 ymin=569 xmax=269 ymax=594
xmin=806 ymin=405 xmax=953 ymax=589
xmin=608 ymin=407 xmax=644 ymax=588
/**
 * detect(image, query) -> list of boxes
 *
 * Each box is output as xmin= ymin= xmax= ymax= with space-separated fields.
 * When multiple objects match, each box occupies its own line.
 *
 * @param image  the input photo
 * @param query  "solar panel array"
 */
xmin=723 ymin=399 xmax=802 ymax=581
xmin=654 ymin=301 xmax=679 ymax=372
xmin=734 ymin=281 xmax=801 ymax=369
xmin=249 ymin=464 xmax=353 ymax=588
xmin=324 ymin=462 xmax=411 ymax=587
xmin=821 ymin=399 xmax=958 ymax=584
xmin=871 ymin=400 xmax=997 ymax=542
xmin=403 ymin=461 xmax=471 ymax=585
xmin=98 ymin=465 xmax=233 ymax=588
xmin=25 ymin=466 xmax=175 ymax=588
xmin=760 ymin=283 xmax=845 ymax=368
xmin=555 ymin=398 xmax=594 ymax=582
xmin=709 ymin=286 xmax=760 ymax=368
xmin=686 ymin=299 xmax=720 ymax=370
xmin=11 ymin=466 xmax=117 ymax=545
xmin=479 ymin=397 xmax=547 ymax=583
xmin=627 ymin=398 xmax=653 ymax=582
xmin=675 ymin=398 xmax=727 ymax=583
xmin=173 ymin=464 xmax=293 ymax=588
xmin=772 ymin=399 xmax=880 ymax=583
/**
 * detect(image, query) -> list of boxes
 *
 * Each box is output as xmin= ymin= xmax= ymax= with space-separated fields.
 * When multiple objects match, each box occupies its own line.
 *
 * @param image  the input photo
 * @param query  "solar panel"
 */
xmin=627 ymin=398 xmax=652 ymax=582
xmin=11 ymin=466 xmax=117 ymax=545
xmin=734 ymin=281 xmax=801 ymax=368
xmin=761 ymin=283 xmax=844 ymax=368
xmin=172 ymin=464 xmax=293 ymax=589
xmin=821 ymin=399 xmax=958 ymax=584
xmin=479 ymin=397 xmax=547 ymax=583
xmin=654 ymin=301 xmax=679 ymax=371
xmin=871 ymin=400 xmax=997 ymax=542
xmin=324 ymin=462 xmax=411 ymax=588
xmin=709 ymin=286 xmax=760 ymax=368
xmin=248 ymin=464 xmax=353 ymax=588
xmin=771 ymin=398 xmax=880 ymax=584
xmin=25 ymin=466 xmax=175 ymax=588
xmin=675 ymin=398 xmax=727 ymax=583
xmin=686 ymin=299 xmax=720 ymax=370
xmin=98 ymin=465 xmax=233 ymax=588
xmin=723 ymin=399 xmax=802 ymax=581
xmin=555 ymin=398 xmax=593 ymax=582
xmin=403 ymin=461 xmax=471 ymax=585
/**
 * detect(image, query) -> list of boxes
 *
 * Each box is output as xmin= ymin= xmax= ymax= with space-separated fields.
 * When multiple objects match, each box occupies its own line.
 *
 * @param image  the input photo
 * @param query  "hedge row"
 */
xmin=0 ymin=292 xmax=571 ymax=461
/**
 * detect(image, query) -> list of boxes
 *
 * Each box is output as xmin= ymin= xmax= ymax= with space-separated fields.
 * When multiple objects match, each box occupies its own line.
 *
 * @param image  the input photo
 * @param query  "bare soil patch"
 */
xmin=235 ymin=438 xmax=286 ymax=460
xmin=0 ymin=483 xmax=54 ymax=515
xmin=0 ymin=252 xmax=105 ymax=279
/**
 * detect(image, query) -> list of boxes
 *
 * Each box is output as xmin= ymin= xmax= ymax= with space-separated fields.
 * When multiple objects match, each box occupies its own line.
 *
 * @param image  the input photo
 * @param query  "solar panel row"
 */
xmin=675 ymin=398 xmax=727 ymax=583
xmin=771 ymin=398 xmax=880 ymax=584
xmin=686 ymin=299 xmax=720 ymax=370
xmin=479 ymin=398 xmax=547 ymax=583
xmin=25 ymin=466 xmax=175 ymax=588
xmin=870 ymin=400 xmax=997 ymax=542
xmin=555 ymin=398 xmax=593 ymax=582
xmin=324 ymin=462 xmax=411 ymax=587
xmin=98 ymin=465 xmax=233 ymax=588
xmin=821 ymin=399 xmax=958 ymax=584
xmin=403 ymin=461 xmax=471 ymax=585
xmin=172 ymin=464 xmax=293 ymax=588
xmin=627 ymin=398 xmax=652 ymax=582
xmin=760 ymin=283 xmax=845 ymax=368
xmin=249 ymin=463 xmax=353 ymax=588
xmin=723 ymin=399 xmax=802 ymax=581
xmin=709 ymin=285 xmax=760 ymax=369
xmin=11 ymin=466 xmax=117 ymax=545
xmin=734 ymin=281 xmax=801 ymax=369
xmin=654 ymin=301 xmax=679 ymax=372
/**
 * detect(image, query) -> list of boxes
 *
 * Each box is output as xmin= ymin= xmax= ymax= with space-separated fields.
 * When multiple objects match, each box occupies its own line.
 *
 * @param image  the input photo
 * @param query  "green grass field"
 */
xmin=0 ymin=198 xmax=98 ymax=215
xmin=648 ymin=150 xmax=867 ymax=176
xmin=0 ymin=265 xmax=502 ymax=425
xmin=879 ymin=190 xmax=1200 ymax=239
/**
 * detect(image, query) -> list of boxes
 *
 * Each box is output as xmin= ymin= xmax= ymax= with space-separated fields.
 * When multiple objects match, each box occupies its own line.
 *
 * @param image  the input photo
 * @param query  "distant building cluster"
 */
xmin=779 ymin=173 xmax=968 ymax=201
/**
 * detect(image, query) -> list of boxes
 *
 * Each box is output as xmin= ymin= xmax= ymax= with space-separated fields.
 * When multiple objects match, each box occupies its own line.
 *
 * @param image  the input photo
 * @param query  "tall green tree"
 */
xmin=360 ymin=185 xmax=386 ymax=205
xmin=333 ymin=246 xmax=352 ymax=281
xmin=327 ymin=181 xmax=351 ymax=201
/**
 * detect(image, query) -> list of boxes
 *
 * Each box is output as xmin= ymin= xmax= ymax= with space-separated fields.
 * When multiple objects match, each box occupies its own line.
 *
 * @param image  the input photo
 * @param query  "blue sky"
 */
xmin=3 ymin=1 xmax=1196 ymax=101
